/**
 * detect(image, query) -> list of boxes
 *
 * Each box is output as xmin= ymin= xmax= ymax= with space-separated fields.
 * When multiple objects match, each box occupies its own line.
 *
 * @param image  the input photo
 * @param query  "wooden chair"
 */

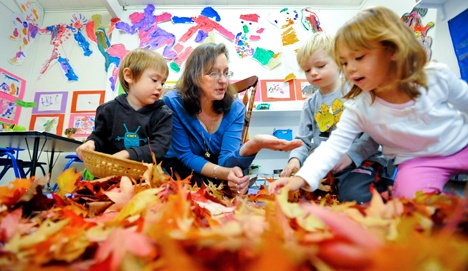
xmin=232 ymin=76 xmax=259 ymax=144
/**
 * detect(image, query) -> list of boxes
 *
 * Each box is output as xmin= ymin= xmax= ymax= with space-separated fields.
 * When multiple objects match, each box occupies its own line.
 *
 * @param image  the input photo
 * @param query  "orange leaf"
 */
xmin=0 ymin=178 xmax=31 ymax=206
xmin=94 ymin=228 xmax=155 ymax=271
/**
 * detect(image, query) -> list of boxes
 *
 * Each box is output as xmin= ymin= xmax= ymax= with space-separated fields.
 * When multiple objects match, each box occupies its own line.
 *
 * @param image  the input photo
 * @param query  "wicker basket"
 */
xmin=81 ymin=149 xmax=148 ymax=180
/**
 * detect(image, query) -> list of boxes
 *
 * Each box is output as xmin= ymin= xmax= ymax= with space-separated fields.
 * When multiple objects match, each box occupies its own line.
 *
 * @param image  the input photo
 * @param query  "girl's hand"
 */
xmin=227 ymin=166 xmax=250 ymax=195
xmin=76 ymin=140 xmax=95 ymax=160
xmin=333 ymin=154 xmax=353 ymax=172
xmin=268 ymin=176 xmax=306 ymax=194
xmin=281 ymin=158 xmax=300 ymax=177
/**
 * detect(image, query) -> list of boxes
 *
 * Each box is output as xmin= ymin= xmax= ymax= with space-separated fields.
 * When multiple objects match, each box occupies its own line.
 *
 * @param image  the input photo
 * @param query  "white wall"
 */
xmin=0 ymin=0 xmax=465 ymax=181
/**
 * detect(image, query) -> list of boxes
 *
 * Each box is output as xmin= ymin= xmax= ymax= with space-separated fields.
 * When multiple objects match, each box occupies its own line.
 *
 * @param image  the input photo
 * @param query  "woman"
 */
xmin=163 ymin=43 xmax=302 ymax=195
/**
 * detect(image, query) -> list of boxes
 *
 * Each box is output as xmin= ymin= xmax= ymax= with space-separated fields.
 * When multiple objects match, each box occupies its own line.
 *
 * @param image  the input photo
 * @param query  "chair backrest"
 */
xmin=232 ymin=76 xmax=259 ymax=144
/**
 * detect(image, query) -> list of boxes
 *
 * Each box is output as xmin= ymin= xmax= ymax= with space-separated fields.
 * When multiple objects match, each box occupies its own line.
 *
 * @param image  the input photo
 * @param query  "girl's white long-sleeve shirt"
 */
xmin=296 ymin=62 xmax=468 ymax=191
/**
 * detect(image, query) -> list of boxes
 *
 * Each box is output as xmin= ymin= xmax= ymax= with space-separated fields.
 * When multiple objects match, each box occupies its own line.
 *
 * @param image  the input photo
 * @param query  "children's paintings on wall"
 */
xmin=71 ymin=90 xmax=105 ymax=113
xmin=68 ymin=113 xmax=95 ymax=137
xmin=294 ymin=79 xmax=318 ymax=100
xmin=260 ymin=80 xmax=295 ymax=101
xmin=32 ymin=91 xmax=68 ymax=114
xmin=29 ymin=114 xmax=64 ymax=134
xmin=0 ymin=98 xmax=18 ymax=124
xmin=0 ymin=68 xmax=26 ymax=124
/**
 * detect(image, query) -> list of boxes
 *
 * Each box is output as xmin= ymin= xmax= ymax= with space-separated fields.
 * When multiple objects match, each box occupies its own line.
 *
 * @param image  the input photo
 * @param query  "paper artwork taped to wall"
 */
xmin=0 ymin=69 xmax=26 ymax=98
xmin=294 ymin=79 xmax=318 ymax=100
xmin=268 ymin=8 xmax=323 ymax=81
xmin=86 ymin=14 xmax=122 ymax=91
xmin=260 ymin=80 xmax=295 ymax=101
xmin=116 ymin=5 xmax=176 ymax=60
xmin=401 ymin=8 xmax=434 ymax=60
xmin=0 ymin=98 xmax=17 ymax=123
xmin=234 ymin=13 xmax=282 ymax=70
xmin=38 ymin=13 xmax=91 ymax=81
xmin=0 ymin=69 xmax=26 ymax=124
xmin=29 ymin=114 xmax=64 ymax=134
xmin=68 ymin=113 xmax=95 ymax=137
xmin=9 ymin=0 xmax=42 ymax=65
xmin=32 ymin=91 xmax=68 ymax=114
xmin=170 ymin=6 xmax=235 ymax=72
xmin=71 ymin=90 xmax=105 ymax=113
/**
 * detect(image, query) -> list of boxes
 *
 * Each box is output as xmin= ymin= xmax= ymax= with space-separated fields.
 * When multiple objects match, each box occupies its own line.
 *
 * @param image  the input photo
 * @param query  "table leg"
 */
xmin=30 ymin=136 xmax=39 ymax=177
xmin=48 ymin=149 xmax=55 ymax=179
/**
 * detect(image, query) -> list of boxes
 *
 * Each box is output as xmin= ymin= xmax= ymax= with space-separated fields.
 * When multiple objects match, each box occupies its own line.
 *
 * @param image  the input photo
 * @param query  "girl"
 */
xmin=269 ymin=6 xmax=468 ymax=198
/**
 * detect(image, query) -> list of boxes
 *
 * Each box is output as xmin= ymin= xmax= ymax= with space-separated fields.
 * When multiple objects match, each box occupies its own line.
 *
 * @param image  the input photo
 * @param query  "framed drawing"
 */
xmin=71 ymin=90 xmax=105 ymax=113
xmin=29 ymin=114 xmax=64 ymax=135
xmin=0 ymin=68 xmax=26 ymax=99
xmin=0 ymin=97 xmax=19 ymax=124
xmin=32 ymin=91 xmax=68 ymax=114
xmin=260 ymin=80 xmax=295 ymax=101
xmin=68 ymin=113 xmax=95 ymax=137
xmin=294 ymin=79 xmax=318 ymax=100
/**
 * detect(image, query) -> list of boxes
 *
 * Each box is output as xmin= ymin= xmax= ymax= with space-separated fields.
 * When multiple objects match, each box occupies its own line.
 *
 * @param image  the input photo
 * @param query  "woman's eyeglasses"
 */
xmin=208 ymin=71 xmax=234 ymax=80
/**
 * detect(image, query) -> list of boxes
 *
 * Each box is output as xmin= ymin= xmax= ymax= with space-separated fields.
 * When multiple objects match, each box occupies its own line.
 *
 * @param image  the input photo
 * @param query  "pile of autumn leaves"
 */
xmin=0 ymin=163 xmax=467 ymax=271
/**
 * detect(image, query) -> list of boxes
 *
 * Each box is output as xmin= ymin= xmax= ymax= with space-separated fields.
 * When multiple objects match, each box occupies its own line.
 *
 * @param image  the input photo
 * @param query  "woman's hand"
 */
xmin=227 ymin=166 xmax=250 ymax=195
xmin=240 ymin=134 xmax=302 ymax=156
xmin=76 ymin=140 xmax=95 ymax=160
xmin=268 ymin=176 xmax=307 ymax=195
xmin=333 ymin=154 xmax=353 ymax=172
xmin=280 ymin=158 xmax=300 ymax=177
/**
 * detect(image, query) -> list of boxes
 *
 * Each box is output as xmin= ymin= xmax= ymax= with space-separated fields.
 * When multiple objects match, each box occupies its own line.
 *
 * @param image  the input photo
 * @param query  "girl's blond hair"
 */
xmin=334 ymin=6 xmax=428 ymax=100
xmin=119 ymin=48 xmax=169 ymax=93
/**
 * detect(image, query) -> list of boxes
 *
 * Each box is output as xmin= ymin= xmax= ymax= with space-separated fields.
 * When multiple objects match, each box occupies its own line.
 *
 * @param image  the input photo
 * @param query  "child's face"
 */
xmin=126 ymin=67 xmax=167 ymax=109
xmin=337 ymin=42 xmax=395 ymax=93
xmin=302 ymin=50 xmax=340 ymax=94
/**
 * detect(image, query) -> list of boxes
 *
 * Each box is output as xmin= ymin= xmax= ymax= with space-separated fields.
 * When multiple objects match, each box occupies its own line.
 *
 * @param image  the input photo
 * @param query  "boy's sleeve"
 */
xmin=86 ymin=104 xmax=108 ymax=151
xmin=346 ymin=133 xmax=379 ymax=167
xmin=289 ymin=98 xmax=316 ymax=165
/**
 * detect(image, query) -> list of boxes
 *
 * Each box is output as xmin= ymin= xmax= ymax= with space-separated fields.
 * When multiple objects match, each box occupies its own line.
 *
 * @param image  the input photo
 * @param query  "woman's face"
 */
xmin=200 ymin=53 xmax=230 ymax=102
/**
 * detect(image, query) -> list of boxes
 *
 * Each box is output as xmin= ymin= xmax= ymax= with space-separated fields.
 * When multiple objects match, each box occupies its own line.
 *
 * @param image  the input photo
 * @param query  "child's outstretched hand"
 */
xmin=268 ymin=176 xmax=307 ymax=194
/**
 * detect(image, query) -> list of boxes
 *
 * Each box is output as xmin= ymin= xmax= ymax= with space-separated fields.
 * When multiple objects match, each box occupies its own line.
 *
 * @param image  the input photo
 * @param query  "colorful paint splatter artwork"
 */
xmin=38 ymin=14 xmax=91 ymax=81
xmin=170 ymin=7 xmax=235 ymax=72
xmin=401 ymin=8 xmax=434 ymax=60
xmin=9 ymin=0 xmax=41 ymax=65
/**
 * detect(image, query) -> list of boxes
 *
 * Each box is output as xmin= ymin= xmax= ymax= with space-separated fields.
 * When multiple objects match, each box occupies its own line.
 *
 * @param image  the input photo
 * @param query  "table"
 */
xmin=0 ymin=131 xmax=82 ymax=178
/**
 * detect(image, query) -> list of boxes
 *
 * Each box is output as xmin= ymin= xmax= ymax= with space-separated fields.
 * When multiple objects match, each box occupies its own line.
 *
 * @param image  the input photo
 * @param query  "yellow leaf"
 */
xmin=56 ymin=168 xmax=82 ymax=197
xmin=5 ymin=219 xmax=69 ymax=252
xmin=113 ymin=188 xmax=162 ymax=221
xmin=276 ymin=188 xmax=325 ymax=231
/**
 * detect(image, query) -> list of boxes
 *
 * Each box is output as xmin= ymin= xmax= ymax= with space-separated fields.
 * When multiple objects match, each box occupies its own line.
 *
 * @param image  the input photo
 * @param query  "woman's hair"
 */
xmin=176 ymin=43 xmax=237 ymax=115
xmin=119 ymin=48 xmax=169 ymax=93
xmin=334 ymin=6 xmax=428 ymax=100
xmin=296 ymin=31 xmax=334 ymax=70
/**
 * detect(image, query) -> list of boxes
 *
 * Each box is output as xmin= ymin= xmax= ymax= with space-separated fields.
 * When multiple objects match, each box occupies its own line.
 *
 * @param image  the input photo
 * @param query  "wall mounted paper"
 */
xmin=71 ymin=90 xmax=105 ymax=113
xmin=32 ymin=91 xmax=68 ymax=114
